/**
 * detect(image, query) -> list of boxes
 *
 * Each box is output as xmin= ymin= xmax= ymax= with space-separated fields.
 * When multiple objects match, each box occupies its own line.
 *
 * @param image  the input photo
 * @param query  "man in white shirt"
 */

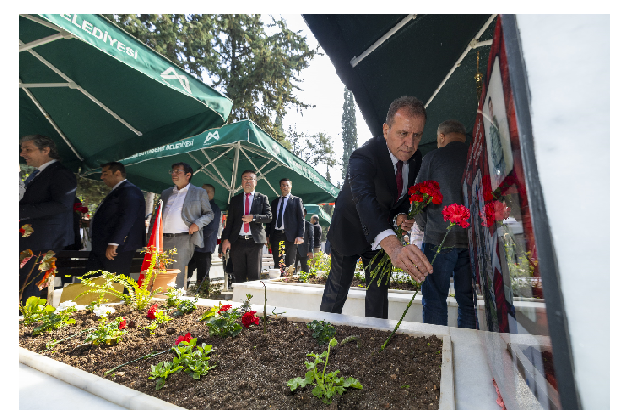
xmin=159 ymin=162 xmax=214 ymax=288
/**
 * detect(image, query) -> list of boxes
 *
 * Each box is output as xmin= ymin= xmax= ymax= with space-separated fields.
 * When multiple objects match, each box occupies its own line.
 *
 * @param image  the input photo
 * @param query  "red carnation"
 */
xmin=218 ymin=304 xmax=232 ymax=314
xmin=175 ymin=332 xmax=193 ymax=345
xmin=241 ymin=311 xmax=260 ymax=328
xmin=118 ymin=317 xmax=127 ymax=329
xmin=19 ymin=227 xmax=25 ymax=235
xmin=442 ymin=204 xmax=471 ymax=228
xmin=147 ymin=304 xmax=158 ymax=320
xmin=480 ymin=200 xmax=510 ymax=227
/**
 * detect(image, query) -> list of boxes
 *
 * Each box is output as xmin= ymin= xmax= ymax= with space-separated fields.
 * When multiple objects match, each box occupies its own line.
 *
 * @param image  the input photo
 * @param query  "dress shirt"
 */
xmin=163 ymin=184 xmax=191 ymax=233
xmin=107 ymin=179 xmax=127 ymax=247
xmin=31 ymin=159 xmax=57 ymax=177
xmin=274 ymin=192 xmax=292 ymax=230
xmin=239 ymin=192 xmax=255 ymax=236
xmin=370 ymin=145 xmax=409 ymax=250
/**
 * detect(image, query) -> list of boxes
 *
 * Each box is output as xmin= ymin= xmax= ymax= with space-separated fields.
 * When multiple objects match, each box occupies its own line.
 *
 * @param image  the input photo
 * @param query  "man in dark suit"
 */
xmin=19 ymin=135 xmax=77 ymax=304
xmin=295 ymin=209 xmax=314 ymax=273
xmin=187 ymin=184 xmax=222 ymax=287
xmin=266 ymin=178 xmax=304 ymax=270
xmin=221 ymin=170 xmax=272 ymax=282
xmin=320 ymin=96 xmax=434 ymax=319
xmin=85 ymin=162 xmax=146 ymax=277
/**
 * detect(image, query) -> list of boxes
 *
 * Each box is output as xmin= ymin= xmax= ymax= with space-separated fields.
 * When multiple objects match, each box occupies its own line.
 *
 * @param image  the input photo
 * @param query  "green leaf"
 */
xmin=287 ymin=377 xmax=307 ymax=391
xmin=342 ymin=377 xmax=363 ymax=389
xmin=155 ymin=378 xmax=166 ymax=390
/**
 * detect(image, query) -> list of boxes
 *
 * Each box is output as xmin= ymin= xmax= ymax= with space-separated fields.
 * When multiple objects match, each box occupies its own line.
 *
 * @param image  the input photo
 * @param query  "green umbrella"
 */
xmin=19 ymin=14 xmax=233 ymax=172
xmin=303 ymin=14 xmax=497 ymax=156
xmin=304 ymin=204 xmax=332 ymax=226
xmin=109 ymin=120 xmax=340 ymax=211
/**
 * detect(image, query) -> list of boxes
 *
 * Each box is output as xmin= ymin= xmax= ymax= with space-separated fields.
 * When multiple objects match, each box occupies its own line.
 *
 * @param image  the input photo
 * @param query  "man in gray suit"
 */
xmin=159 ymin=162 xmax=214 ymax=288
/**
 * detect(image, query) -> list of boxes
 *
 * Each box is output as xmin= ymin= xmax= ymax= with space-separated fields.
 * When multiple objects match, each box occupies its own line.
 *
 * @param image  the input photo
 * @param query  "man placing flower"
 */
xmin=413 ymin=120 xmax=477 ymax=328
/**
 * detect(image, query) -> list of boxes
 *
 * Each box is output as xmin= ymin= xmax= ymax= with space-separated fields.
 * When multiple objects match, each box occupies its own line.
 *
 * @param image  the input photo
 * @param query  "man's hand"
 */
xmin=294 ymin=237 xmax=304 ymax=244
xmin=307 ymin=252 xmax=314 ymax=259
xmin=242 ymin=215 xmax=253 ymax=223
xmin=105 ymin=244 xmax=118 ymax=261
xmin=189 ymin=223 xmax=200 ymax=235
xmin=221 ymin=239 xmax=231 ymax=254
xmin=380 ymin=235 xmax=432 ymax=282
xmin=396 ymin=214 xmax=415 ymax=234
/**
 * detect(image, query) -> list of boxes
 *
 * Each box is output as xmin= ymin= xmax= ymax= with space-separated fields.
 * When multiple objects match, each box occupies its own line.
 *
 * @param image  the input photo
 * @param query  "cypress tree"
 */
xmin=341 ymin=87 xmax=358 ymax=180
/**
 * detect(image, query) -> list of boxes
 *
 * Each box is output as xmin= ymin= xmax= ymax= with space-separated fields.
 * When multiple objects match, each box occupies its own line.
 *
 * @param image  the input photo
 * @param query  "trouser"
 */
xmin=230 ymin=237 xmax=263 ymax=282
xmin=85 ymin=249 xmax=135 ymax=277
xmin=270 ymin=231 xmax=296 ymax=269
xmin=320 ymin=245 xmax=390 ymax=319
xmin=163 ymin=234 xmax=195 ymax=289
xmin=421 ymin=243 xmax=477 ymax=328
xmin=187 ymin=250 xmax=212 ymax=284
xmin=295 ymin=252 xmax=310 ymax=273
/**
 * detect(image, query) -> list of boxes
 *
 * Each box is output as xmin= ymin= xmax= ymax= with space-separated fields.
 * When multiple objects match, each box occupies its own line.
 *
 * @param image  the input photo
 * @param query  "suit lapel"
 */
xmin=375 ymin=137 xmax=400 ymax=201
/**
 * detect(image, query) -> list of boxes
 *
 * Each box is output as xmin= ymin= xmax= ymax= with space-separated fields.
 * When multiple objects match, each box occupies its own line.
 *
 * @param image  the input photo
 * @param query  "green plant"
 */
xmin=200 ymin=303 xmax=243 ymax=338
xmin=149 ymin=361 xmax=183 ymax=390
xmin=19 ymin=296 xmax=49 ymax=325
xmin=31 ymin=302 xmax=77 ymax=336
xmin=307 ymin=320 xmax=336 ymax=345
xmin=287 ymin=338 xmax=362 ymax=404
xmin=164 ymin=282 xmax=184 ymax=308
xmin=173 ymin=297 xmax=198 ymax=316
xmin=309 ymin=251 xmax=331 ymax=278
xmin=85 ymin=316 xmax=126 ymax=346
xmin=172 ymin=337 xmax=216 ymax=380
xmin=297 ymin=271 xmax=310 ymax=283
xmin=145 ymin=310 xmax=173 ymax=335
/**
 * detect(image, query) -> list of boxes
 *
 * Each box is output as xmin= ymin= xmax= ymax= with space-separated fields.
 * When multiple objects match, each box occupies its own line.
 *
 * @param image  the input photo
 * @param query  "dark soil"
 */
xmin=278 ymin=274 xmax=421 ymax=292
xmin=19 ymin=303 xmax=442 ymax=410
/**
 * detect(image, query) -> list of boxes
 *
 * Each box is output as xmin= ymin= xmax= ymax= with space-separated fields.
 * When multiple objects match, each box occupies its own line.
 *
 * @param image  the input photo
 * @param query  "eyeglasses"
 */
xmin=241 ymin=177 xmax=256 ymax=182
xmin=169 ymin=169 xmax=185 ymax=175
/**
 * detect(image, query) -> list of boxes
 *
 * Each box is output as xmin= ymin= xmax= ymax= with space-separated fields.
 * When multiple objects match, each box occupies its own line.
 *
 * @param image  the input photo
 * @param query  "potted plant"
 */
xmin=142 ymin=246 xmax=180 ymax=298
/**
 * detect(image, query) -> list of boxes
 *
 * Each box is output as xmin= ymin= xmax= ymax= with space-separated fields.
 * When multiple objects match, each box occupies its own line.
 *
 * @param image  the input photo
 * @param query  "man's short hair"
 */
xmin=101 ymin=162 xmax=126 ymax=178
xmin=304 ymin=209 xmax=308 ymax=215
xmin=279 ymin=178 xmax=292 ymax=186
xmin=202 ymin=184 xmax=215 ymax=193
xmin=20 ymin=134 xmax=60 ymax=159
xmin=172 ymin=162 xmax=193 ymax=179
xmin=437 ymin=119 xmax=466 ymax=137
xmin=241 ymin=169 xmax=256 ymax=179
xmin=311 ymin=215 xmax=319 ymax=223
xmin=385 ymin=96 xmax=427 ymax=126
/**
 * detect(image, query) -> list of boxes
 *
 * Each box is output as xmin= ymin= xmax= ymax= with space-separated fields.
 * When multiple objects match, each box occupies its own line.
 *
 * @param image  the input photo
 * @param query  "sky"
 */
xmin=273 ymin=14 xmax=373 ymax=188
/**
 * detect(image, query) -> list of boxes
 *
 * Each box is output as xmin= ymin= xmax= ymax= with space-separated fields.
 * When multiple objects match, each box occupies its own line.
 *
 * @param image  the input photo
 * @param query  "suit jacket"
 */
xmin=327 ymin=135 xmax=422 ymax=256
xmin=19 ymin=161 xmax=77 ymax=252
xmin=193 ymin=201 xmax=222 ymax=253
xmin=297 ymin=220 xmax=314 ymax=256
xmin=160 ymin=183 xmax=214 ymax=248
xmin=91 ymin=180 xmax=146 ymax=253
xmin=266 ymin=194 xmax=304 ymax=243
xmin=221 ymin=191 xmax=272 ymax=244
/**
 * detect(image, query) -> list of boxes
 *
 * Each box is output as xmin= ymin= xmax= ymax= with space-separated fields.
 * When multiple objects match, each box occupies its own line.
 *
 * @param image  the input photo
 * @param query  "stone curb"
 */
xmin=18 ymin=347 xmax=183 ymax=410
xmin=440 ymin=335 xmax=455 ymax=410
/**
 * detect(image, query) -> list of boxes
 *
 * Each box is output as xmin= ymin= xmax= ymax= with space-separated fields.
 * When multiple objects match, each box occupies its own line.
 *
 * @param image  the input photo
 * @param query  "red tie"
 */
xmin=395 ymin=160 xmax=403 ymax=201
xmin=244 ymin=193 xmax=250 ymax=233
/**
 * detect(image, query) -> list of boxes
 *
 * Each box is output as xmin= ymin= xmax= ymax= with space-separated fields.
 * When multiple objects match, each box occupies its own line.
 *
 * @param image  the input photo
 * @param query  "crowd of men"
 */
xmin=19 ymin=95 xmax=477 ymax=329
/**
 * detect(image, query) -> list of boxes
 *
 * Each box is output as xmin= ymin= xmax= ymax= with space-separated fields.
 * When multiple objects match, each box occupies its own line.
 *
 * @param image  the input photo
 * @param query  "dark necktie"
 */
xmin=24 ymin=169 xmax=40 ymax=187
xmin=276 ymin=197 xmax=285 ymax=228
xmin=395 ymin=160 xmax=403 ymax=201
xmin=244 ymin=193 xmax=250 ymax=233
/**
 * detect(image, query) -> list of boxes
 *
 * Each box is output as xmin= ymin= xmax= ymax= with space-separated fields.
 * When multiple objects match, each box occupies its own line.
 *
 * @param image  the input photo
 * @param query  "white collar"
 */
xmin=385 ymin=143 xmax=401 ymax=166
xmin=174 ymin=184 xmax=190 ymax=193
xmin=35 ymin=159 xmax=57 ymax=173
xmin=281 ymin=192 xmax=291 ymax=199
xmin=111 ymin=179 xmax=126 ymax=191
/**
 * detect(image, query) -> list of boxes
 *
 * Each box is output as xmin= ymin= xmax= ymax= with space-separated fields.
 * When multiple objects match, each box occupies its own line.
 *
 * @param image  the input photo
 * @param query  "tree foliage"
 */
xmin=103 ymin=14 xmax=316 ymax=144
xmin=341 ymin=87 xmax=358 ymax=181
xmin=287 ymin=125 xmax=336 ymax=173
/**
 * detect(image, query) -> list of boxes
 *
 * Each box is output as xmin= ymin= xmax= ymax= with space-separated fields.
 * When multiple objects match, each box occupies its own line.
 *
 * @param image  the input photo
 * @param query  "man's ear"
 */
xmin=42 ymin=146 xmax=51 ymax=155
xmin=382 ymin=123 xmax=389 ymax=138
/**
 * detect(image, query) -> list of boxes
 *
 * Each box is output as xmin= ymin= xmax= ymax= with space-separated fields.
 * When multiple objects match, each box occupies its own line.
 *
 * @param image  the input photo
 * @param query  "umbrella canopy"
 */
xmin=19 ymin=14 xmax=233 ymax=173
xmin=304 ymin=204 xmax=332 ymax=226
xmin=109 ymin=120 xmax=340 ymax=211
xmin=303 ymin=14 xmax=497 ymax=156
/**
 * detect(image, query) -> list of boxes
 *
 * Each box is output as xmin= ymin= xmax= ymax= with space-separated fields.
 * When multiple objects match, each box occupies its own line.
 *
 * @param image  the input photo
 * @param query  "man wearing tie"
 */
xmin=221 ymin=170 xmax=272 ymax=283
xmin=85 ymin=162 xmax=146 ymax=277
xmin=320 ymin=96 xmax=434 ymax=319
xmin=19 ymin=135 xmax=76 ymax=304
xmin=266 ymin=178 xmax=304 ymax=271
xmin=295 ymin=209 xmax=314 ymax=273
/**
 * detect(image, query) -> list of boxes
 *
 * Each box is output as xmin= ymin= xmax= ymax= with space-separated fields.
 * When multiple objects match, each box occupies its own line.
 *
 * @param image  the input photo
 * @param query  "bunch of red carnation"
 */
xmin=480 ymin=200 xmax=510 ymax=227
xmin=218 ymin=304 xmax=232 ymax=314
xmin=147 ymin=304 xmax=158 ymax=320
xmin=408 ymin=180 xmax=443 ymax=205
xmin=241 ymin=311 xmax=260 ymax=328
xmin=175 ymin=332 xmax=193 ymax=345
xmin=73 ymin=202 xmax=88 ymax=214
xmin=442 ymin=204 xmax=471 ymax=229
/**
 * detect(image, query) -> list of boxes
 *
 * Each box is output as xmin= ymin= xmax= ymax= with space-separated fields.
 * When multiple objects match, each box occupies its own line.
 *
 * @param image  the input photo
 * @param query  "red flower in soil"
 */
xmin=175 ymin=332 xmax=194 ymax=345
xmin=442 ymin=204 xmax=471 ymax=228
xmin=218 ymin=304 xmax=232 ymax=314
xmin=147 ymin=304 xmax=158 ymax=320
xmin=241 ymin=311 xmax=260 ymax=328
xmin=118 ymin=318 xmax=127 ymax=329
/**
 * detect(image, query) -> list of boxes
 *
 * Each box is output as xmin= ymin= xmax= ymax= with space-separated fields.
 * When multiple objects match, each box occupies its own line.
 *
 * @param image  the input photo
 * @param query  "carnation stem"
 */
xmin=431 ymin=223 xmax=454 ymax=265
xmin=104 ymin=349 xmax=169 ymax=376
xmin=380 ymin=289 xmax=419 ymax=351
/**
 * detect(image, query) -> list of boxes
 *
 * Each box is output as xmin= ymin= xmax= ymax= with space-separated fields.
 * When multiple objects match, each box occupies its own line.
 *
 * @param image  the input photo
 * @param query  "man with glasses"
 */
xmin=221 ymin=170 xmax=272 ymax=283
xmin=158 ymin=162 xmax=214 ymax=289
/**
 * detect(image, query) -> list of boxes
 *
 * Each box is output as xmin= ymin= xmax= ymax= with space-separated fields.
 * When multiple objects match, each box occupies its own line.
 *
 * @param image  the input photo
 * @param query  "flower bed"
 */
xmin=19 ymin=300 xmax=445 ymax=410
